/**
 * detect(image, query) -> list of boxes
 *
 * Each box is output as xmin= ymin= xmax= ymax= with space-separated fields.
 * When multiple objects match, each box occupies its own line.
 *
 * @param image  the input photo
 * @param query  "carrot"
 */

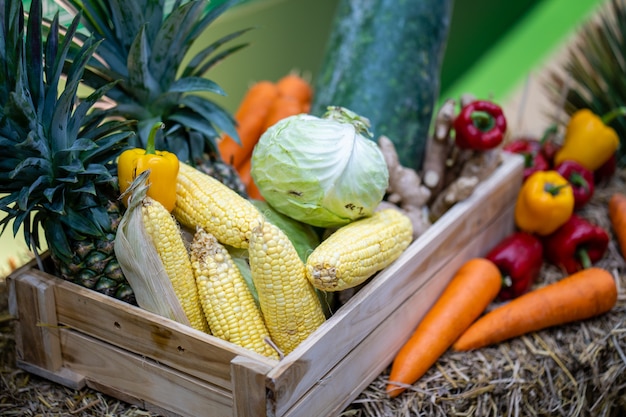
xmin=609 ymin=192 xmax=626 ymax=259
xmin=237 ymin=158 xmax=264 ymax=201
xmin=261 ymin=94 xmax=306 ymax=132
xmin=453 ymin=267 xmax=618 ymax=352
xmin=386 ymin=258 xmax=501 ymax=398
xmin=218 ymin=80 xmax=279 ymax=169
xmin=276 ymin=72 xmax=313 ymax=109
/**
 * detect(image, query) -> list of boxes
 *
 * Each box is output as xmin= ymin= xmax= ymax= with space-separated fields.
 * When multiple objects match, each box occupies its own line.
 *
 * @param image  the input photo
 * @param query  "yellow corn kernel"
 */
xmin=173 ymin=162 xmax=261 ymax=248
xmin=248 ymin=218 xmax=326 ymax=355
xmin=305 ymin=209 xmax=413 ymax=292
xmin=142 ymin=197 xmax=209 ymax=333
xmin=190 ymin=227 xmax=278 ymax=359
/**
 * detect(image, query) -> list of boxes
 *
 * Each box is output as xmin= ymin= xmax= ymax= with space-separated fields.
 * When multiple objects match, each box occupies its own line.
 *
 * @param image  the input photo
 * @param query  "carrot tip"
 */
xmin=385 ymin=384 xmax=405 ymax=398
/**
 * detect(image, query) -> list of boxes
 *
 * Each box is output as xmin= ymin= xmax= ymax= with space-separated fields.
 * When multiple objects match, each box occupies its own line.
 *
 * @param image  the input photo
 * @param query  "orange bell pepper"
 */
xmin=514 ymin=170 xmax=574 ymax=236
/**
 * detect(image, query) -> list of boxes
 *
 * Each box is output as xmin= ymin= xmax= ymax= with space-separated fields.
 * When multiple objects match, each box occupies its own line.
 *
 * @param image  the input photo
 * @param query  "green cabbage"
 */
xmin=250 ymin=107 xmax=389 ymax=228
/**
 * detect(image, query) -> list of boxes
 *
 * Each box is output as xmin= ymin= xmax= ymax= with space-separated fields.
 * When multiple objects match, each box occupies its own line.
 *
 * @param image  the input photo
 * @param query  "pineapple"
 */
xmin=545 ymin=0 xmax=626 ymax=167
xmin=0 ymin=0 xmax=136 ymax=303
xmin=56 ymin=0 xmax=248 ymax=195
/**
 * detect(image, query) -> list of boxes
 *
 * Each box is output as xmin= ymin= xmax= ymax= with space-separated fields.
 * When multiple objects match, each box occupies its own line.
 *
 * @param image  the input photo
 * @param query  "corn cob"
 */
xmin=142 ymin=196 xmax=209 ymax=333
xmin=173 ymin=162 xmax=261 ymax=248
xmin=190 ymin=227 xmax=279 ymax=359
xmin=248 ymin=218 xmax=326 ymax=355
xmin=305 ymin=209 xmax=413 ymax=292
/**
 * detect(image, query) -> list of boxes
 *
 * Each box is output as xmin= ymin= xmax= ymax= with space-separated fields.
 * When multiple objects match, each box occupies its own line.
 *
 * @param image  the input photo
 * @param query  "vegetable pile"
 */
xmin=112 ymin=71 xmax=516 ymax=359
xmin=382 ymin=107 xmax=626 ymax=408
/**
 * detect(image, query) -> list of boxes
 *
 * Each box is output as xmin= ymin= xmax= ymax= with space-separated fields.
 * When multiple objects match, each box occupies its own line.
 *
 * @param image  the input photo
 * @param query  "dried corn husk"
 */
xmin=114 ymin=170 xmax=190 ymax=325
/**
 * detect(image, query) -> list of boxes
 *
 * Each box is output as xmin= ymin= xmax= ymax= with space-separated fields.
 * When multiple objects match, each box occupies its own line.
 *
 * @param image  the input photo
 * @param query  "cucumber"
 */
xmin=312 ymin=0 xmax=453 ymax=171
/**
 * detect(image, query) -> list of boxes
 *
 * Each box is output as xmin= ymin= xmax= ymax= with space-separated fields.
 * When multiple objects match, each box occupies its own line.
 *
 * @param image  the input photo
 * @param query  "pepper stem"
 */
xmin=543 ymin=182 xmax=570 ymax=196
xmin=539 ymin=123 xmax=558 ymax=145
xmin=146 ymin=122 xmax=165 ymax=155
xmin=576 ymin=247 xmax=592 ymax=269
xmin=601 ymin=106 xmax=626 ymax=125
xmin=470 ymin=111 xmax=495 ymax=132
xmin=568 ymin=172 xmax=589 ymax=191
xmin=502 ymin=274 xmax=513 ymax=289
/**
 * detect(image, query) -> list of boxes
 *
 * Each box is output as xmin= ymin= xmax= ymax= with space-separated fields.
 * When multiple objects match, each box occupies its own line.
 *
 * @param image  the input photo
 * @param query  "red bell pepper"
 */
xmin=554 ymin=160 xmax=595 ymax=210
xmin=454 ymin=100 xmax=507 ymax=150
xmin=485 ymin=231 xmax=544 ymax=300
xmin=538 ymin=124 xmax=561 ymax=166
xmin=594 ymin=153 xmax=617 ymax=185
xmin=543 ymin=214 xmax=609 ymax=274
xmin=503 ymin=137 xmax=550 ymax=181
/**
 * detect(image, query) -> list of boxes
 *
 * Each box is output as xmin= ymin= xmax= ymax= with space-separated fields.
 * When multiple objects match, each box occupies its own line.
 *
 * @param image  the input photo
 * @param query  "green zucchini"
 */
xmin=312 ymin=0 xmax=453 ymax=171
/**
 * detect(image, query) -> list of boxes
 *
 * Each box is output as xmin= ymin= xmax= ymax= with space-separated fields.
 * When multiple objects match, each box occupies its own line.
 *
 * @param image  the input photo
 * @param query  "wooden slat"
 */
xmin=60 ymin=329 xmax=234 ymax=417
xmin=231 ymin=356 xmax=274 ymax=417
xmin=284 ymin=205 xmax=516 ymax=417
xmin=265 ymin=154 xmax=523 ymax=415
xmin=8 ymin=270 xmax=63 ymax=372
xmin=44 ymin=270 xmax=276 ymax=390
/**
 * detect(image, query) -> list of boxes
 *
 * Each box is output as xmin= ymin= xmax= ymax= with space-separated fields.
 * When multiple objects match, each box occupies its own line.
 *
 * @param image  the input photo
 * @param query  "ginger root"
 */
xmin=422 ymin=98 xmax=456 ymax=195
xmin=429 ymin=149 xmax=501 ymax=221
xmin=378 ymin=136 xmax=431 ymax=239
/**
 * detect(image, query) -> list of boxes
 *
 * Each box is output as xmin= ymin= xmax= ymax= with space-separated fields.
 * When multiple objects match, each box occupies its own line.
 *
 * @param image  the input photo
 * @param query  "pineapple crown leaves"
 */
xmin=0 ymin=0 xmax=134 ymax=260
xmin=56 ymin=0 xmax=251 ymax=161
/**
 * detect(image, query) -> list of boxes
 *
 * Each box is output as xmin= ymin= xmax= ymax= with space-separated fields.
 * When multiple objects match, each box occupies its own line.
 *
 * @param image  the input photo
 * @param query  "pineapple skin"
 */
xmin=50 ymin=199 xmax=136 ymax=305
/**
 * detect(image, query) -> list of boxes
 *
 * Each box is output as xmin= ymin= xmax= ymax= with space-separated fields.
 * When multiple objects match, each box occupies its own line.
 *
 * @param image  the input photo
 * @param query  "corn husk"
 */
xmin=114 ymin=170 xmax=190 ymax=325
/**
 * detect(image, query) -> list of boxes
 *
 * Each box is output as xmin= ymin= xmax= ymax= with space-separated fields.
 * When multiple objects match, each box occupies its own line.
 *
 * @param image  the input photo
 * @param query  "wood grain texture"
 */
xmin=8 ymin=153 xmax=523 ymax=417
xmin=8 ymin=270 xmax=62 ymax=371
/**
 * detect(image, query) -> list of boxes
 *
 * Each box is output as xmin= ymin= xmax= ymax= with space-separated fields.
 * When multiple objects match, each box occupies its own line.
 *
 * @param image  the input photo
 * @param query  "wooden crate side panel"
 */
xmin=59 ymin=329 xmax=234 ymax=417
xmin=283 ymin=204 xmax=516 ymax=417
xmin=265 ymin=155 xmax=523 ymax=413
xmin=44 ymin=269 xmax=275 ymax=389
xmin=231 ymin=356 xmax=274 ymax=417
xmin=8 ymin=270 xmax=63 ymax=372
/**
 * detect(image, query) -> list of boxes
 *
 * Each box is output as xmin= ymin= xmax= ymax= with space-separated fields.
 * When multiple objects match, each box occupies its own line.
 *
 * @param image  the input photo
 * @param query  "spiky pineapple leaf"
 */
xmin=181 ymin=94 xmax=238 ymax=139
xmin=185 ymin=39 xmax=250 ymax=78
xmin=25 ymin=0 xmax=43 ymax=110
xmin=168 ymin=109 xmax=219 ymax=141
xmin=127 ymin=25 xmax=160 ymax=102
xmin=54 ymin=0 xmax=248 ymax=165
xmin=150 ymin=1 xmax=203 ymax=88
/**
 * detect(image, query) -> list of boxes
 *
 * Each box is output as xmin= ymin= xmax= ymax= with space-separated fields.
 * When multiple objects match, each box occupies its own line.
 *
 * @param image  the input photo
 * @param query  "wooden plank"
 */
xmin=8 ymin=270 xmax=63 ymax=372
xmin=231 ymin=356 xmax=274 ymax=417
xmin=42 ymin=269 xmax=276 ymax=390
xmin=16 ymin=360 xmax=86 ymax=390
xmin=59 ymin=329 xmax=234 ymax=417
xmin=283 ymin=204 xmax=516 ymax=417
xmin=265 ymin=154 xmax=523 ymax=415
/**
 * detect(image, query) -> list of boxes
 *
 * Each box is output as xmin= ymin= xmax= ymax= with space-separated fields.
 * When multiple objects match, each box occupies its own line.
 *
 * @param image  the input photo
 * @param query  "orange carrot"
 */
xmin=237 ymin=158 xmax=264 ymax=201
xmin=609 ymin=192 xmax=626 ymax=259
xmin=453 ymin=267 xmax=617 ymax=352
xmin=261 ymin=94 xmax=306 ymax=132
xmin=276 ymin=72 xmax=313 ymax=109
xmin=386 ymin=258 xmax=501 ymax=398
xmin=218 ymin=81 xmax=279 ymax=169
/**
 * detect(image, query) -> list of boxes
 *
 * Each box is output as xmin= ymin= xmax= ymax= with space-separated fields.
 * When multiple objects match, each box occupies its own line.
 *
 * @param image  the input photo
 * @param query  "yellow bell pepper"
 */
xmin=514 ymin=170 xmax=574 ymax=236
xmin=554 ymin=108 xmax=620 ymax=172
xmin=118 ymin=123 xmax=179 ymax=212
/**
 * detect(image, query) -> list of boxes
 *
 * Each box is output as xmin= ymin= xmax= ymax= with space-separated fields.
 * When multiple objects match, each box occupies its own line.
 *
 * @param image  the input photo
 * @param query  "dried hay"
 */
xmin=1 ymin=172 xmax=625 ymax=417
xmin=342 ymin=169 xmax=626 ymax=417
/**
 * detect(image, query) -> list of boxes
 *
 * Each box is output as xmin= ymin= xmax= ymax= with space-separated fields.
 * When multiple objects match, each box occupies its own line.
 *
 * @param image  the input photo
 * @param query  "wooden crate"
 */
xmin=8 ymin=154 xmax=523 ymax=417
